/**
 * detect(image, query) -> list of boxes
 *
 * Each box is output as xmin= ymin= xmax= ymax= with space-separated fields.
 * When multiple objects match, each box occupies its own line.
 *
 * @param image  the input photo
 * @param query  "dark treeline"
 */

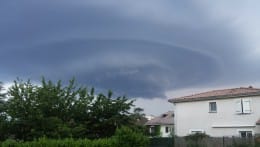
xmin=0 ymin=78 xmax=144 ymax=141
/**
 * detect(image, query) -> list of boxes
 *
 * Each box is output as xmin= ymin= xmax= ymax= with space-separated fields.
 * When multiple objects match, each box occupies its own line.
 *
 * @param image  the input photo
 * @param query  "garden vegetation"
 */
xmin=0 ymin=78 xmax=149 ymax=146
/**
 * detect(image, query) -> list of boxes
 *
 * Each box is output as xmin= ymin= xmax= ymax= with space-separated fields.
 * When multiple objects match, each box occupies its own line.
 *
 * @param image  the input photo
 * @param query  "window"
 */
xmin=165 ymin=127 xmax=169 ymax=133
xmin=189 ymin=129 xmax=204 ymax=134
xmin=209 ymin=102 xmax=217 ymax=112
xmin=191 ymin=131 xmax=203 ymax=134
xmin=239 ymin=131 xmax=253 ymax=138
xmin=236 ymin=99 xmax=252 ymax=114
xmin=149 ymin=126 xmax=155 ymax=134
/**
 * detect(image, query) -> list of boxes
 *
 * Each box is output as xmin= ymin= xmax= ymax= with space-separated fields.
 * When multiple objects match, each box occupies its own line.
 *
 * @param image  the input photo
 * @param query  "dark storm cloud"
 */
xmin=1 ymin=0 xmax=259 ymax=98
xmin=1 ymin=39 xmax=218 ymax=97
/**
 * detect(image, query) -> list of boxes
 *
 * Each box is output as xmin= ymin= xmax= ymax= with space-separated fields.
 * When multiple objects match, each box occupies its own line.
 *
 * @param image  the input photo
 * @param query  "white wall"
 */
xmin=160 ymin=125 xmax=174 ymax=137
xmin=173 ymin=96 xmax=260 ymax=137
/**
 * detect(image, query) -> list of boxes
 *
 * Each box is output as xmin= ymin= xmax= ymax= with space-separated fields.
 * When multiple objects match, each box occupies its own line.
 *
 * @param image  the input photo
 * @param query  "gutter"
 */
xmin=212 ymin=124 xmax=256 ymax=128
xmin=168 ymin=92 xmax=260 ymax=103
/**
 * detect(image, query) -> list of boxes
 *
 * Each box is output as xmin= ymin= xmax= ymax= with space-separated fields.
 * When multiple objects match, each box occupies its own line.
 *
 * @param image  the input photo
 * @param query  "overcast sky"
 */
xmin=1 ymin=0 xmax=260 ymax=115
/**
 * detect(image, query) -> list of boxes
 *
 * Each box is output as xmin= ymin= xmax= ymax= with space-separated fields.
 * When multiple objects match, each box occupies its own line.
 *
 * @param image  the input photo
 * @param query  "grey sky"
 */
xmin=1 ymin=0 xmax=260 ymax=115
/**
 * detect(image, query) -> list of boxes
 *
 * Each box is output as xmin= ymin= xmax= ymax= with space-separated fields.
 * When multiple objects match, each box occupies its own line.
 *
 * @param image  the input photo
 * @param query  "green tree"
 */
xmin=4 ymin=77 xmax=137 ymax=140
xmin=0 ymin=82 xmax=5 ymax=111
xmin=0 ymin=82 xmax=6 ymax=112
xmin=86 ymin=92 xmax=134 ymax=138
xmin=0 ymin=81 xmax=4 ymax=98
xmin=0 ymin=82 xmax=9 ymax=140
xmin=132 ymin=107 xmax=146 ymax=123
xmin=6 ymin=79 xmax=40 ymax=140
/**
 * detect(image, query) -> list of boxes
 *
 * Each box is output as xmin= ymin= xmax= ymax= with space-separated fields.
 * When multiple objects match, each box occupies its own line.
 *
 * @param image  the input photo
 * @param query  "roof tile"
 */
xmin=145 ymin=111 xmax=174 ymax=125
xmin=169 ymin=87 xmax=260 ymax=103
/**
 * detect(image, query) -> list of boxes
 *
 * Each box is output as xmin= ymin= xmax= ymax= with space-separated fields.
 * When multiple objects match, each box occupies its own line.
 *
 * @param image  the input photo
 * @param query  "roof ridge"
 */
xmin=238 ymin=87 xmax=260 ymax=90
xmin=145 ymin=111 xmax=174 ymax=125
xmin=169 ymin=86 xmax=260 ymax=103
xmin=183 ymin=87 xmax=260 ymax=97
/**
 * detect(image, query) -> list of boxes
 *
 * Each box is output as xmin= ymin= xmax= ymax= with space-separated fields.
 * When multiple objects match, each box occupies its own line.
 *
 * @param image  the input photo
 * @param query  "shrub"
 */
xmin=113 ymin=126 xmax=149 ymax=147
xmin=185 ymin=133 xmax=209 ymax=147
xmin=185 ymin=133 xmax=209 ymax=141
xmin=1 ymin=139 xmax=19 ymax=147
xmin=0 ymin=127 xmax=149 ymax=147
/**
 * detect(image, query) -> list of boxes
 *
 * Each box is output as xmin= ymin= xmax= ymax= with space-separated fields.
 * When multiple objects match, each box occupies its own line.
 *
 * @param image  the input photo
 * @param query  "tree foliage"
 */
xmin=0 ymin=81 xmax=6 ymax=110
xmin=0 ymin=82 xmax=9 ymax=140
xmin=0 ymin=78 xmax=137 ymax=141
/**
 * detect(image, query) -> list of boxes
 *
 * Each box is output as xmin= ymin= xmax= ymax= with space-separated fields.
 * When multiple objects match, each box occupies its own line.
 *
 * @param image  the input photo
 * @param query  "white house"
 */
xmin=168 ymin=87 xmax=260 ymax=137
xmin=145 ymin=111 xmax=174 ymax=137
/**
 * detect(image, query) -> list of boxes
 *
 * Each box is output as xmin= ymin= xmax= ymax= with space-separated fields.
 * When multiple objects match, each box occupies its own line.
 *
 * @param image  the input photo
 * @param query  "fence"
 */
xmin=149 ymin=136 xmax=260 ymax=147
xmin=175 ymin=136 xmax=259 ymax=147
xmin=149 ymin=137 xmax=174 ymax=147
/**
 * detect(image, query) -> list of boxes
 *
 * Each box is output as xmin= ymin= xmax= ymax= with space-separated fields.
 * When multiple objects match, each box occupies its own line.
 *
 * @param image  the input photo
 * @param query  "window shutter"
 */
xmin=235 ymin=99 xmax=242 ymax=113
xmin=242 ymin=99 xmax=251 ymax=113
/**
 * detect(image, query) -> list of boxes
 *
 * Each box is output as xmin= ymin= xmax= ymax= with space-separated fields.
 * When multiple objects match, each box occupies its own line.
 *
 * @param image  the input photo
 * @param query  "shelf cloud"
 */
xmin=1 ymin=0 xmax=260 ymax=99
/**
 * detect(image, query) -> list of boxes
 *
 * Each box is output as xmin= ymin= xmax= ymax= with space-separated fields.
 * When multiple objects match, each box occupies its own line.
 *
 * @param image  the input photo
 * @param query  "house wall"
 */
xmin=173 ymin=96 xmax=260 ymax=137
xmin=160 ymin=125 xmax=174 ymax=137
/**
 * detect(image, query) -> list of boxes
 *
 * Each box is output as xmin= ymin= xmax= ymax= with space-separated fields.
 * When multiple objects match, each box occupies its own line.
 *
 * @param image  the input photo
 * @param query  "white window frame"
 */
xmin=235 ymin=99 xmax=242 ymax=113
xmin=209 ymin=102 xmax=217 ymax=113
xmin=242 ymin=99 xmax=252 ymax=113
xmin=235 ymin=98 xmax=252 ymax=114
xmin=237 ymin=129 xmax=254 ymax=138
xmin=189 ymin=129 xmax=205 ymax=134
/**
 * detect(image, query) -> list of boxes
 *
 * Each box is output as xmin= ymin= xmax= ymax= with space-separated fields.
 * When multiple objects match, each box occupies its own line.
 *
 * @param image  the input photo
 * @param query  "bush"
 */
xmin=149 ymin=137 xmax=174 ymax=147
xmin=0 ymin=138 xmax=112 ymax=147
xmin=0 ymin=127 xmax=149 ymax=147
xmin=185 ymin=133 xmax=209 ymax=147
xmin=1 ymin=139 xmax=19 ymax=147
xmin=147 ymin=125 xmax=161 ymax=137
xmin=113 ymin=126 xmax=149 ymax=147
xmin=185 ymin=133 xmax=209 ymax=141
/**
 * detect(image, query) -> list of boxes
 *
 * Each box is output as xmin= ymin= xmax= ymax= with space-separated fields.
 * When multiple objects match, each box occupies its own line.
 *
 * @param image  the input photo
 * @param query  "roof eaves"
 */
xmin=168 ymin=92 xmax=260 ymax=103
xmin=145 ymin=122 xmax=174 ymax=126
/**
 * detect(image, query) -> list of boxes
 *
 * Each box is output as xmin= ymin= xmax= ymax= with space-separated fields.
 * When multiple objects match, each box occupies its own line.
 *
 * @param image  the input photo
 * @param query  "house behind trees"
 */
xmin=145 ymin=111 xmax=174 ymax=137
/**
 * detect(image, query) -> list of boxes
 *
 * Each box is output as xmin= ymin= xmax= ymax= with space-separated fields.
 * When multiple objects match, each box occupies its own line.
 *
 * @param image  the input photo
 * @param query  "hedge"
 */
xmin=0 ymin=127 xmax=149 ymax=147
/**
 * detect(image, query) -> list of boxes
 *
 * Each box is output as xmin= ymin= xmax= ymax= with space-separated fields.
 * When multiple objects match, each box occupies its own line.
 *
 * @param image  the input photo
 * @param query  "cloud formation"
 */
xmin=1 ymin=39 xmax=218 ymax=97
xmin=1 ymin=0 xmax=260 ymax=100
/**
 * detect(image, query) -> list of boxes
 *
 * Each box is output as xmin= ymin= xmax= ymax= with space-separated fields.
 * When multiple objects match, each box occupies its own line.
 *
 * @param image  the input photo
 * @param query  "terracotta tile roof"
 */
xmin=169 ymin=87 xmax=260 ymax=103
xmin=145 ymin=111 xmax=174 ymax=126
xmin=257 ymin=119 xmax=260 ymax=125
